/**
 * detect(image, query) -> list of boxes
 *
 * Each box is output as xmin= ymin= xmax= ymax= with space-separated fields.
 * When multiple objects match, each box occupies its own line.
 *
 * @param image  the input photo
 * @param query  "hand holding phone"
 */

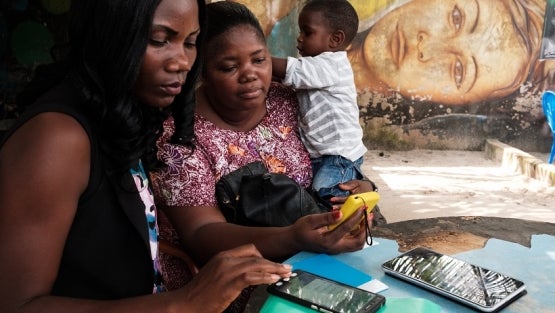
xmin=267 ymin=269 xmax=385 ymax=313
xmin=328 ymin=191 xmax=379 ymax=231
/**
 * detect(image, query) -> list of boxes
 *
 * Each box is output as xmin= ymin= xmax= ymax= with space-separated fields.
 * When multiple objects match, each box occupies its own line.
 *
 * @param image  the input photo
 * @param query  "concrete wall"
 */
xmin=236 ymin=0 xmax=554 ymax=151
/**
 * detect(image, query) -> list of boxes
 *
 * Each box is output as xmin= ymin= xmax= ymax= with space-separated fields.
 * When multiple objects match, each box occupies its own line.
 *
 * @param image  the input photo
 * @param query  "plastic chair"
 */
xmin=542 ymin=90 xmax=555 ymax=164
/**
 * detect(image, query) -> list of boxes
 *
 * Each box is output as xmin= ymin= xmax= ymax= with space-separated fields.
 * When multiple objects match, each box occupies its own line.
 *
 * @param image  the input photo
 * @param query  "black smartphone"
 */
xmin=382 ymin=247 xmax=526 ymax=312
xmin=267 ymin=269 xmax=386 ymax=313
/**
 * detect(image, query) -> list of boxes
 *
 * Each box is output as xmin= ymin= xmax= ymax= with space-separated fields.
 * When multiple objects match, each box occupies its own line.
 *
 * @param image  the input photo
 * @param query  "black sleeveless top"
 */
xmin=3 ymin=81 xmax=155 ymax=299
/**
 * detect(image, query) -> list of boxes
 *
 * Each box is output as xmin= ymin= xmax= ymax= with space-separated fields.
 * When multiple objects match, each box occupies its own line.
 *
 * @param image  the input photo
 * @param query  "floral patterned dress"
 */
xmin=150 ymin=83 xmax=312 ymax=293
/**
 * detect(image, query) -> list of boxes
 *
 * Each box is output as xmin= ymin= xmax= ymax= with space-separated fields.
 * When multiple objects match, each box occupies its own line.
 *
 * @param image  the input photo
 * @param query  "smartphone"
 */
xmin=329 ymin=191 xmax=380 ymax=231
xmin=267 ymin=269 xmax=385 ymax=313
xmin=382 ymin=247 xmax=526 ymax=312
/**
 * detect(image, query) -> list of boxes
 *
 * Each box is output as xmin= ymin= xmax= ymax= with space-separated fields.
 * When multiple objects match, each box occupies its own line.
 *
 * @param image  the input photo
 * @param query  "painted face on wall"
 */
xmin=355 ymin=0 xmax=531 ymax=105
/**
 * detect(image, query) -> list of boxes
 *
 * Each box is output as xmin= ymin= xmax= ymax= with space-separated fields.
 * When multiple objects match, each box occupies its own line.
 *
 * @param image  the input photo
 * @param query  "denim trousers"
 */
xmin=311 ymin=155 xmax=364 ymax=198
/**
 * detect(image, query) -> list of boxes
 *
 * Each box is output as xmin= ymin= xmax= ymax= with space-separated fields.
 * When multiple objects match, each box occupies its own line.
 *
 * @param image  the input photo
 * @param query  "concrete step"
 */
xmin=485 ymin=139 xmax=555 ymax=186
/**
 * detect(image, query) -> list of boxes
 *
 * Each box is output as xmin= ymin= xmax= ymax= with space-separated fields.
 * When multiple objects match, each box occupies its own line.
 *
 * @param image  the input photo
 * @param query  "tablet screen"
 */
xmin=382 ymin=247 xmax=525 ymax=311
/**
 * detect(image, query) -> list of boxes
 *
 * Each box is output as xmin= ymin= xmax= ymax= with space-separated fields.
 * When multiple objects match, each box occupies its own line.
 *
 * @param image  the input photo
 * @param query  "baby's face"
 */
xmin=296 ymin=9 xmax=334 ymax=57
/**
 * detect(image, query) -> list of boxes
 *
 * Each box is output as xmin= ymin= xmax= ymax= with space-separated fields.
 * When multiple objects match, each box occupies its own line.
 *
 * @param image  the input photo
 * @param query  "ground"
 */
xmin=362 ymin=149 xmax=555 ymax=253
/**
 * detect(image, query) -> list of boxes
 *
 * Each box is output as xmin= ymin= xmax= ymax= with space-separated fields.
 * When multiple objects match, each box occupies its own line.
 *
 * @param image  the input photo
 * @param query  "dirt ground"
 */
xmin=361 ymin=149 xmax=555 ymax=253
xmin=372 ymin=216 xmax=555 ymax=254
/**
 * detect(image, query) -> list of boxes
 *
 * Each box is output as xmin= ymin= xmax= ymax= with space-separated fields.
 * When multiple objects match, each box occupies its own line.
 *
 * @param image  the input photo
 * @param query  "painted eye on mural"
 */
xmin=451 ymin=6 xmax=463 ymax=32
xmin=454 ymin=58 xmax=464 ymax=89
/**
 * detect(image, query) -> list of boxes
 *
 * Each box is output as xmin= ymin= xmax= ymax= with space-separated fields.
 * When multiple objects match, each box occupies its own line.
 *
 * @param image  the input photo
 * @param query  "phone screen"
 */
xmin=382 ymin=247 xmax=526 ymax=311
xmin=267 ymin=270 xmax=385 ymax=313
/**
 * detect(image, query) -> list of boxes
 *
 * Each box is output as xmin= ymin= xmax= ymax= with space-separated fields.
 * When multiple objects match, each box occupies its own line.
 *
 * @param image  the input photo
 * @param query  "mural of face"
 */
xmin=351 ymin=0 xmax=532 ymax=105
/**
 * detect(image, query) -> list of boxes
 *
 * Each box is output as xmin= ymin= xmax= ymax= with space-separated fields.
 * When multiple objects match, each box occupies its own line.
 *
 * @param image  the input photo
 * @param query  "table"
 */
xmin=248 ymin=217 xmax=555 ymax=313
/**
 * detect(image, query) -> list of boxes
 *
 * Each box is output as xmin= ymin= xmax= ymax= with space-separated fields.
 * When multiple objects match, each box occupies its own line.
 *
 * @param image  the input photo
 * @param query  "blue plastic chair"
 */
xmin=542 ymin=90 xmax=555 ymax=164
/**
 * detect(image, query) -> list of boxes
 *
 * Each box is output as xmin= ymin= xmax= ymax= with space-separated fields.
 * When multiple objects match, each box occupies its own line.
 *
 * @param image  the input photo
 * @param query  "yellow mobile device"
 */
xmin=328 ymin=191 xmax=380 ymax=231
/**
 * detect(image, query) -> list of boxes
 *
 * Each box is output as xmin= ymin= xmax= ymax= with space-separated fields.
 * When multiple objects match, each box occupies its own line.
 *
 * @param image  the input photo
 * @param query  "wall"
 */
xmin=1 ymin=0 xmax=554 ymax=151
xmin=0 ymin=0 xmax=70 ymax=124
xmin=239 ymin=0 xmax=554 ymax=151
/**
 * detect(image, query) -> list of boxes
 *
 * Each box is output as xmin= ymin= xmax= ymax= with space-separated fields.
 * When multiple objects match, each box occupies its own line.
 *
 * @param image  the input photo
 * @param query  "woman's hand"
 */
xmin=178 ymin=244 xmax=291 ymax=313
xmin=332 ymin=179 xmax=386 ymax=227
xmin=291 ymin=209 xmax=368 ymax=255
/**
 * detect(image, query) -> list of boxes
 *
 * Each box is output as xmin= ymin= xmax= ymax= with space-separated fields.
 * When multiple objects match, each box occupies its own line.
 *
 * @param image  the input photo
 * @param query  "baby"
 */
xmin=272 ymin=0 xmax=367 ymax=200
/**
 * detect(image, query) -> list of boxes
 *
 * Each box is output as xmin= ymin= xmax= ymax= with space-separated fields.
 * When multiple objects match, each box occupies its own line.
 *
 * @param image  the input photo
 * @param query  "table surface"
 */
xmin=258 ymin=234 xmax=555 ymax=313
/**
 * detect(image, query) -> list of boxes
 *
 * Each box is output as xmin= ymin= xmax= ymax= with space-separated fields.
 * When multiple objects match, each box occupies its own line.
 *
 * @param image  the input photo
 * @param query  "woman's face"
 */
xmin=202 ymin=25 xmax=272 ymax=112
xmin=360 ymin=0 xmax=530 ymax=105
xmin=134 ymin=0 xmax=200 ymax=108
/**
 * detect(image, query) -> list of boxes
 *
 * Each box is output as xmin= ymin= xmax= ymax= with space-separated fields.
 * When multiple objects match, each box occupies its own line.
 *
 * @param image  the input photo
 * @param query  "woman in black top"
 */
xmin=0 ymin=1 xmax=291 ymax=312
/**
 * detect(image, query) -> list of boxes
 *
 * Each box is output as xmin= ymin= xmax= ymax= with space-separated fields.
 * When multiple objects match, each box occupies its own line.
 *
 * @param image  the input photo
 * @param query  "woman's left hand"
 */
xmin=326 ymin=179 xmax=379 ymax=237
xmin=291 ymin=209 xmax=368 ymax=255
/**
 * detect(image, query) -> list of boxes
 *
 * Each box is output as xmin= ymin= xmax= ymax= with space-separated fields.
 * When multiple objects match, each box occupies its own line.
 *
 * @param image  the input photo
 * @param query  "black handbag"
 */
xmin=215 ymin=161 xmax=330 ymax=227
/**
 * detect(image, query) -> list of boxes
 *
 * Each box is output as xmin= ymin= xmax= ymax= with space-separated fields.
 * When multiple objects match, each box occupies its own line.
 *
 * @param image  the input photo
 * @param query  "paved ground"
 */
xmin=361 ymin=142 xmax=555 ymax=253
xmin=362 ymin=148 xmax=555 ymax=224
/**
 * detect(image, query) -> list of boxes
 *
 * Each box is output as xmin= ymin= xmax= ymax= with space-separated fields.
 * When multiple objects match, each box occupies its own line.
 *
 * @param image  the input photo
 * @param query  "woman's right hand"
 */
xmin=177 ymin=244 xmax=291 ymax=313
xmin=291 ymin=209 xmax=368 ymax=255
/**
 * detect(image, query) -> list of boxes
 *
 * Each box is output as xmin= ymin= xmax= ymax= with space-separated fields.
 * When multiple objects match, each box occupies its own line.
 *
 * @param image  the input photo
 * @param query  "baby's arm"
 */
xmin=271 ymin=57 xmax=288 ymax=81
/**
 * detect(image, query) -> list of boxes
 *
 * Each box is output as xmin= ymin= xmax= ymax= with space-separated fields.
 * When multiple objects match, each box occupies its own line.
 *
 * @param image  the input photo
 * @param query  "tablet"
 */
xmin=382 ymin=247 xmax=526 ymax=312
